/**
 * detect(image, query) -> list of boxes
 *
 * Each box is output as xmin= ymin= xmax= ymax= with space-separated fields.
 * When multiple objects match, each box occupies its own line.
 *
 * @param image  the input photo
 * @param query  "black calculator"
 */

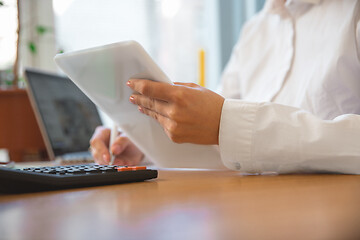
xmin=0 ymin=165 xmax=158 ymax=193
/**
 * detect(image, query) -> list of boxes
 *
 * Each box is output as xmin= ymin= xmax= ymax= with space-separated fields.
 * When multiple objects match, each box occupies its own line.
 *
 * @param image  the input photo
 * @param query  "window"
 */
xmin=53 ymin=0 xmax=221 ymax=90
xmin=0 ymin=0 xmax=17 ymax=70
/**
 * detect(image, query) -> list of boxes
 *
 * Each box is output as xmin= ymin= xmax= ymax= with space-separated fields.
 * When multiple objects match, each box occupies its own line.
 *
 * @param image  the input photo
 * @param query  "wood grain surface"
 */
xmin=1 ymin=169 xmax=360 ymax=240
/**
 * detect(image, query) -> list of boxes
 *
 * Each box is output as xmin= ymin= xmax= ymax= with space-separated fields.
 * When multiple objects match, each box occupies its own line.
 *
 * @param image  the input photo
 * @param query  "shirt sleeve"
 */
xmin=218 ymin=99 xmax=360 ymax=174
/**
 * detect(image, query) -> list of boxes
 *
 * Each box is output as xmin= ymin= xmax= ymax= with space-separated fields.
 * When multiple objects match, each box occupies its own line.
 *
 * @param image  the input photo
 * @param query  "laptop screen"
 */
xmin=25 ymin=69 xmax=102 ymax=157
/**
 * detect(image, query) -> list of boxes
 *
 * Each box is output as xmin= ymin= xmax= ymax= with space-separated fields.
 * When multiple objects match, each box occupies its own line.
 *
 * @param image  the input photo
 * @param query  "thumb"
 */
xmin=110 ymin=135 xmax=130 ymax=155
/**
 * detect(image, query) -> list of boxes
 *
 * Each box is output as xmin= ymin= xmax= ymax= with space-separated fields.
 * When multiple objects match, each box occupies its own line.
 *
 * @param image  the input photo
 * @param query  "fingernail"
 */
xmin=138 ymin=106 xmax=144 ymax=113
xmin=127 ymin=80 xmax=132 ymax=87
xmin=102 ymin=154 xmax=109 ymax=162
xmin=112 ymin=145 xmax=122 ymax=155
xmin=129 ymin=95 xmax=135 ymax=103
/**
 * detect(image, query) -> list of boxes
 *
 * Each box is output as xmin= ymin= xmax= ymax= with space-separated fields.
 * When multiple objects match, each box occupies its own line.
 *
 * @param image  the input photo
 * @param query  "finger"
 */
xmin=111 ymin=135 xmax=130 ymax=155
xmin=127 ymin=79 xmax=176 ymax=101
xmin=113 ymin=157 xmax=127 ymax=166
xmin=91 ymin=126 xmax=111 ymax=145
xmin=100 ymin=153 xmax=110 ymax=165
xmin=91 ymin=145 xmax=109 ymax=165
xmin=130 ymin=94 xmax=169 ymax=117
xmin=113 ymin=152 xmax=142 ymax=167
xmin=173 ymin=82 xmax=200 ymax=89
xmin=90 ymin=127 xmax=111 ymax=164
xmin=139 ymin=106 xmax=171 ymax=130
xmin=113 ymin=156 xmax=136 ymax=166
xmin=91 ymin=148 xmax=109 ymax=165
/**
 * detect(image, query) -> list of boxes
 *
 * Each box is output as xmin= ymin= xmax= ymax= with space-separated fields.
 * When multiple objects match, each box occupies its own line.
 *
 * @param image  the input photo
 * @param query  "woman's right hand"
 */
xmin=89 ymin=126 xmax=144 ymax=166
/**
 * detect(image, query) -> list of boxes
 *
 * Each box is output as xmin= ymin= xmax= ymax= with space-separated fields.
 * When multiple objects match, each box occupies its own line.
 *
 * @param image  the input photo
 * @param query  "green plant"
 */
xmin=27 ymin=25 xmax=53 ymax=55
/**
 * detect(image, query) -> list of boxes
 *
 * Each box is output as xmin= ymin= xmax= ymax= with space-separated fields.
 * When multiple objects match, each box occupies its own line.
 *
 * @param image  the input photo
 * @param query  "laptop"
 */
xmin=25 ymin=69 xmax=103 ymax=163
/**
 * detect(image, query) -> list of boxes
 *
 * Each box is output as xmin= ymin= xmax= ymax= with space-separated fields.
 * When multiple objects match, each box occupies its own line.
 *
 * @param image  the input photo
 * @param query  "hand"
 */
xmin=127 ymin=79 xmax=225 ymax=145
xmin=89 ymin=126 xmax=144 ymax=165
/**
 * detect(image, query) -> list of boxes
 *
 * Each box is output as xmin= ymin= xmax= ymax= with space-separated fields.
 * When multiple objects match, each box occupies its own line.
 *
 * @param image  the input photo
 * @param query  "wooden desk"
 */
xmin=0 ymin=169 xmax=360 ymax=240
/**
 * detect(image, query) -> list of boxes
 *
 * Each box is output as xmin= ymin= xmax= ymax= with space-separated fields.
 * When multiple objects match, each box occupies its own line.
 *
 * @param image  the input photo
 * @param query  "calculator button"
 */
xmin=117 ymin=166 xmax=147 ymax=171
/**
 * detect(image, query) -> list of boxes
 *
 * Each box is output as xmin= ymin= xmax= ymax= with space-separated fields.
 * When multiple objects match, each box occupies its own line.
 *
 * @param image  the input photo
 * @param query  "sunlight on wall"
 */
xmin=53 ymin=0 xmax=220 ymax=126
xmin=53 ymin=0 xmax=220 ymax=88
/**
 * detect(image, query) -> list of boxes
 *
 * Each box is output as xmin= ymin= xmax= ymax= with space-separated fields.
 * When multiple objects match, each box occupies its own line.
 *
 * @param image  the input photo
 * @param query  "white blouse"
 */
xmin=218 ymin=0 xmax=360 ymax=174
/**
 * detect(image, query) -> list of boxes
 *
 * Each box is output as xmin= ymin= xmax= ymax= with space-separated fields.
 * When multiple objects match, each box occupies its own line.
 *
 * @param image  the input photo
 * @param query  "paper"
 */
xmin=54 ymin=41 xmax=226 ymax=169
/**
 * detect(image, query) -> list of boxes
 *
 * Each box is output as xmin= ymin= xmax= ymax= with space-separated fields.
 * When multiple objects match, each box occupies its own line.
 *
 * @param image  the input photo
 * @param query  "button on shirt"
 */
xmin=218 ymin=0 xmax=360 ymax=174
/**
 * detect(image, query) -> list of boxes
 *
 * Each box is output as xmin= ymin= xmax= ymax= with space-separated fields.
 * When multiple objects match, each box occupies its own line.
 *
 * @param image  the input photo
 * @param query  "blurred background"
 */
xmin=1 ymin=0 xmax=265 ymax=89
xmin=0 ymin=0 xmax=265 ymax=162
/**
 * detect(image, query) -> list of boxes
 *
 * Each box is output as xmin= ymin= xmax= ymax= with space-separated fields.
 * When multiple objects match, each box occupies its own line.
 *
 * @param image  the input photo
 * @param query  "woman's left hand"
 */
xmin=127 ymin=79 xmax=225 ymax=145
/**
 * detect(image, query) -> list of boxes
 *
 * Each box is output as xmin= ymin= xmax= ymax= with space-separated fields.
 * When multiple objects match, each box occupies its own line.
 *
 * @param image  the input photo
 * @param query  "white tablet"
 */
xmin=54 ymin=41 xmax=225 ymax=169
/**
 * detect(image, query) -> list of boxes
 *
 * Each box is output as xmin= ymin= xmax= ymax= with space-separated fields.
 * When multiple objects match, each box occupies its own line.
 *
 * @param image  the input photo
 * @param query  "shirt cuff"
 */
xmin=218 ymin=99 xmax=259 ymax=172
